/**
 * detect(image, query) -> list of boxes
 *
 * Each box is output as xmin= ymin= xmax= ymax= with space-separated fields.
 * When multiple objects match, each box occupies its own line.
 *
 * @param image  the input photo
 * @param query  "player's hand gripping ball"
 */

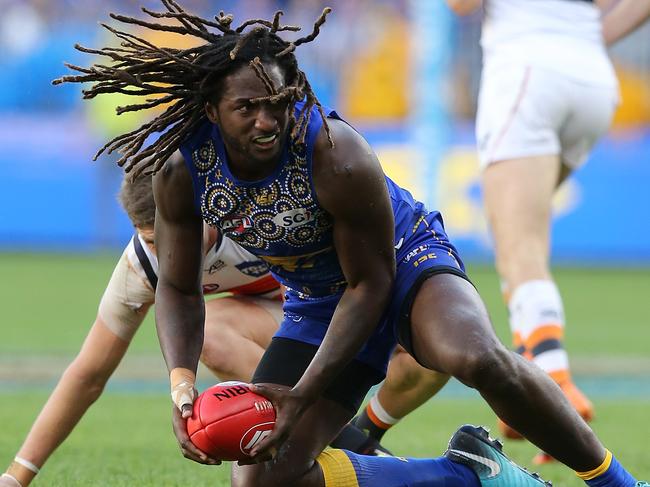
xmin=186 ymin=381 xmax=276 ymax=461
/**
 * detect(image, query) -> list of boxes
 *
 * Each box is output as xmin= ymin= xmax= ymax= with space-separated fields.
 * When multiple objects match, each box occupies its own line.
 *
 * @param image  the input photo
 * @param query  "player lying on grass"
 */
xmin=0 ymin=174 xmax=277 ymax=487
xmin=0 ymin=174 xmax=384 ymax=487
xmin=52 ymin=2 xmax=648 ymax=486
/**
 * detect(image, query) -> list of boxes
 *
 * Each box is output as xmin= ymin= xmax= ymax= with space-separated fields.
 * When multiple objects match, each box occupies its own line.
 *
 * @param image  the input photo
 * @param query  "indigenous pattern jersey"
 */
xmin=180 ymin=103 xmax=465 ymax=373
xmin=180 ymin=102 xmax=428 ymax=298
xmin=97 ymin=231 xmax=281 ymax=341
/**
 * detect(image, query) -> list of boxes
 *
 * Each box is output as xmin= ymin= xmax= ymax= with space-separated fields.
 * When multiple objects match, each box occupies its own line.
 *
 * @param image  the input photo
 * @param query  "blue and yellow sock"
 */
xmin=577 ymin=450 xmax=637 ymax=487
xmin=316 ymin=448 xmax=480 ymax=487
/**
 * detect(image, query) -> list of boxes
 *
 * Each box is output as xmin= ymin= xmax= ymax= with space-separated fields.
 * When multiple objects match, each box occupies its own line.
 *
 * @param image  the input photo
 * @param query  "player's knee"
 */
xmin=200 ymin=333 xmax=236 ymax=377
xmin=388 ymin=361 xmax=442 ymax=392
xmin=453 ymin=345 xmax=520 ymax=391
xmin=386 ymin=356 xmax=421 ymax=390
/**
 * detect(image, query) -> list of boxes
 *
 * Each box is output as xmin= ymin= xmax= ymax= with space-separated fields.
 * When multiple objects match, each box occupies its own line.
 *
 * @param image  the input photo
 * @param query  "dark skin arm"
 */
xmin=249 ymin=118 xmax=396 ymax=458
xmin=153 ymin=151 xmax=218 ymax=465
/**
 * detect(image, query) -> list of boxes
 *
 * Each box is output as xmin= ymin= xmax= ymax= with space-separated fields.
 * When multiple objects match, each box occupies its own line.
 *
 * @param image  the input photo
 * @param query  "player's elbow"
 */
xmin=446 ymin=0 xmax=482 ymax=15
xmin=363 ymin=272 xmax=395 ymax=307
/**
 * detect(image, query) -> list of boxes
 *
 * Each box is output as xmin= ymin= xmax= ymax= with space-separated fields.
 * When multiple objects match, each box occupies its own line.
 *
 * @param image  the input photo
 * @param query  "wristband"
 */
xmin=13 ymin=458 xmax=39 ymax=475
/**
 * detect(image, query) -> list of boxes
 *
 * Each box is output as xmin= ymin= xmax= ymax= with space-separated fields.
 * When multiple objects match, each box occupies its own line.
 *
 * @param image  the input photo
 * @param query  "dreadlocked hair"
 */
xmin=53 ymin=0 xmax=333 ymax=178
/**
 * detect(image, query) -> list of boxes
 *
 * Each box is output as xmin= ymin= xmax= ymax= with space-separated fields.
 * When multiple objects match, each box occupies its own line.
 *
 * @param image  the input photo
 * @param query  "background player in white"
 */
xmin=451 ymin=0 xmax=618 ymax=464
xmin=0 ymin=174 xmax=284 ymax=487
xmin=353 ymin=0 xmax=648 ymax=465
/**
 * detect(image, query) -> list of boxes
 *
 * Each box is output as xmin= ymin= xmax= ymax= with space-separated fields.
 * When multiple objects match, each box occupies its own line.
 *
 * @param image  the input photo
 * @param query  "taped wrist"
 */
xmin=170 ymin=367 xmax=196 ymax=410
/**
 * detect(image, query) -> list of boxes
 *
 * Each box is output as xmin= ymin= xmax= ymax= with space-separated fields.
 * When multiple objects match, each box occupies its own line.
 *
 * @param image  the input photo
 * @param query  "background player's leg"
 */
xmin=482 ymin=155 xmax=593 ymax=441
xmin=353 ymin=348 xmax=449 ymax=442
xmin=200 ymin=296 xmax=278 ymax=381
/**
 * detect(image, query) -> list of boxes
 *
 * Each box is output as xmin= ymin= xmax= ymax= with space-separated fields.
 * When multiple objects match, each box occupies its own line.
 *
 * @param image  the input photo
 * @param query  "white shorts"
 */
xmin=476 ymin=65 xmax=619 ymax=169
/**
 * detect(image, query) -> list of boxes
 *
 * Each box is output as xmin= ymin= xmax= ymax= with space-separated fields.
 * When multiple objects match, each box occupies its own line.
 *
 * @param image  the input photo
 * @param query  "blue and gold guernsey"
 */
xmin=180 ymin=102 xmax=465 ymax=374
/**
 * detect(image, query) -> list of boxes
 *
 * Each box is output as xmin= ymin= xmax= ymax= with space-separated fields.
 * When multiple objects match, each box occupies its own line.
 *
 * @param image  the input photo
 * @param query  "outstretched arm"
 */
xmin=250 ymin=119 xmax=396 ymax=458
xmin=2 ymin=249 xmax=153 ymax=487
xmin=601 ymin=0 xmax=650 ymax=45
xmin=3 ymin=319 xmax=131 ymax=487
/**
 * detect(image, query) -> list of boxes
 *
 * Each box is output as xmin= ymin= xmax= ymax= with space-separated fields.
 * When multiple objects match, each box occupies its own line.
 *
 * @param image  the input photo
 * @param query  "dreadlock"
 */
xmin=53 ymin=0 xmax=333 ymax=178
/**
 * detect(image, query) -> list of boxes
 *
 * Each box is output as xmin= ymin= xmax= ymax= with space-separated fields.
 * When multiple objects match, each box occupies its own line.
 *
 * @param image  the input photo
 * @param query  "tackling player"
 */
xmin=0 ymin=174 xmax=282 ymax=487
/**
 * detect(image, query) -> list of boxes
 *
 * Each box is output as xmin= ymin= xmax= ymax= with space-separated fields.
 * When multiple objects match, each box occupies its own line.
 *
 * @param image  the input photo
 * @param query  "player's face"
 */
xmin=205 ymin=62 xmax=291 ymax=179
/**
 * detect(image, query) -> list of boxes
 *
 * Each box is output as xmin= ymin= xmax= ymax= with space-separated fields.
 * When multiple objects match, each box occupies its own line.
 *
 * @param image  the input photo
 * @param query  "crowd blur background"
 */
xmin=1 ymin=0 xmax=649 ymax=264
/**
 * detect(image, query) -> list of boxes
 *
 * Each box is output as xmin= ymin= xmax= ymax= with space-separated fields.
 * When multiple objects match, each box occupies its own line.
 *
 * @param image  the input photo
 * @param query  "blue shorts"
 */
xmin=275 ymin=210 xmax=467 ymax=376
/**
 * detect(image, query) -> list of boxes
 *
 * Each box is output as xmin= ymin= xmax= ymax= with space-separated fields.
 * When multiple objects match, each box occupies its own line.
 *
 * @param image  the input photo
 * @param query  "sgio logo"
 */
xmin=273 ymin=208 xmax=313 ymax=229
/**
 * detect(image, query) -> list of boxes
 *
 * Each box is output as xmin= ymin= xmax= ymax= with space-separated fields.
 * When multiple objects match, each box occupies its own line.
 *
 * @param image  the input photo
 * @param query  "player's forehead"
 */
xmin=220 ymin=62 xmax=287 ymax=102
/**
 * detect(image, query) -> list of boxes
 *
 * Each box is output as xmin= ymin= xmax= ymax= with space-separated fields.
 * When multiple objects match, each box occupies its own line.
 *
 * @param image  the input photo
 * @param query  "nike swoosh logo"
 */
xmin=449 ymin=449 xmax=501 ymax=478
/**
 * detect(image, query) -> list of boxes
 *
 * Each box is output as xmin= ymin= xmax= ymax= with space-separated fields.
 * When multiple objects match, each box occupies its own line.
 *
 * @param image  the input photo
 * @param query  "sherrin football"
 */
xmin=186 ymin=381 xmax=276 ymax=461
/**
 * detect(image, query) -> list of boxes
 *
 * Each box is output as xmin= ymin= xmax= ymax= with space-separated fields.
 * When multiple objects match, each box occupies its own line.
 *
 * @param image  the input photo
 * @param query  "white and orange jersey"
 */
xmin=127 ymin=228 xmax=280 ymax=299
xmin=481 ymin=0 xmax=617 ymax=87
xmin=97 ymin=228 xmax=281 ymax=341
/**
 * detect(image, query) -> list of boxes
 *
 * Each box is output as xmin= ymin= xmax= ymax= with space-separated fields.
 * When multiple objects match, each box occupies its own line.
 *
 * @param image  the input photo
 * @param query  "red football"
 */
xmin=186 ymin=381 xmax=276 ymax=461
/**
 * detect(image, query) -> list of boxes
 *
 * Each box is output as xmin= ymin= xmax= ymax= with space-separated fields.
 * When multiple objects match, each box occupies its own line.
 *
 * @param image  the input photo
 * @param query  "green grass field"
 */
xmin=1 ymin=253 xmax=649 ymax=486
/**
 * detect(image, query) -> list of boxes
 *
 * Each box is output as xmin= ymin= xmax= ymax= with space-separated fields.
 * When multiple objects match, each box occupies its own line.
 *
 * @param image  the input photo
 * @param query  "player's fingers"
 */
xmin=248 ymin=383 xmax=273 ymax=400
xmin=181 ymin=403 xmax=193 ymax=419
xmin=237 ymin=449 xmax=273 ymax=466
xmin=249 ymin=425 xmax=286 ymax=458
xmin=249 ymin=383 xmax=287 ymax=397
xmin=181 ymin=448 xmax=209 ymax=465
xmin=171 ymin=405 xmax=220 ymax=465
xmin=171 ymin=404 xmax=189 ymax=433
xmin=180 ymin=439 xmax=221 ymax=465
xmin=251 ymin=446 xmax=281 ymax=465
